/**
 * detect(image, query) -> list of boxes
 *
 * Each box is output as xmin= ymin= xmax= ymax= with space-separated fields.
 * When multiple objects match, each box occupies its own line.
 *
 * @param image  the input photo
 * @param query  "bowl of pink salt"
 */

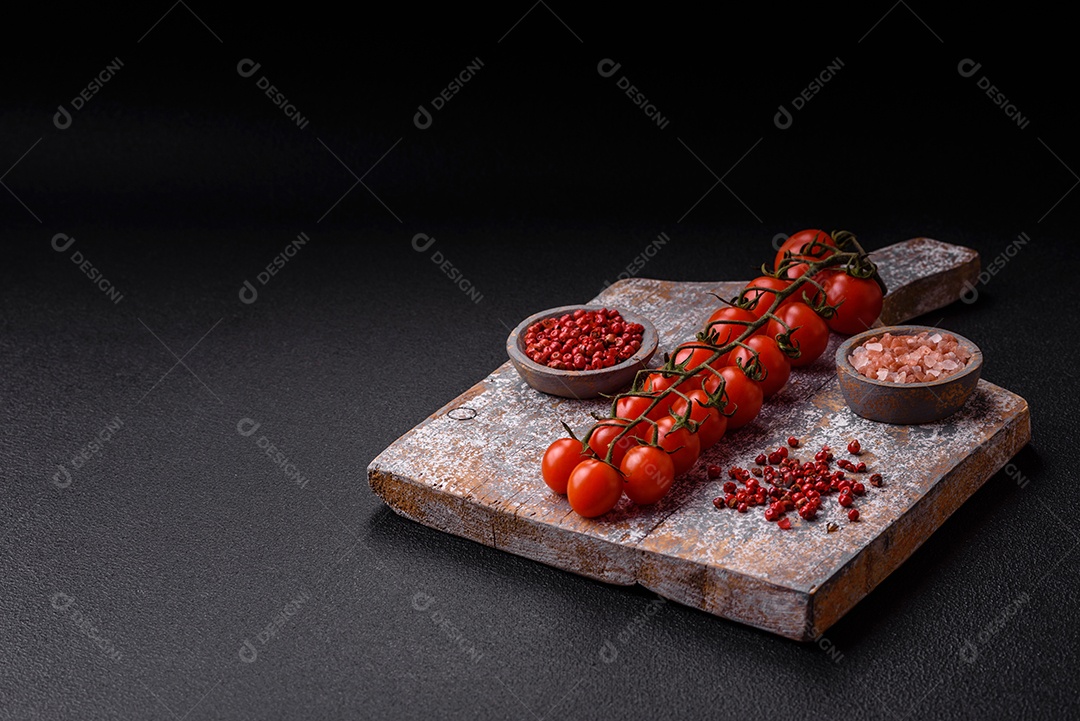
xmin=836 ymin=325 xmax=983 ymax=424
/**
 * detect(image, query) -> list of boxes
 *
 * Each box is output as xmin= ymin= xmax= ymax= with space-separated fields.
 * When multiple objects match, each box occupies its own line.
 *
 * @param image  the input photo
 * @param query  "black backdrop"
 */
xmin=3 ymin=5 xmax=1078 ymax=720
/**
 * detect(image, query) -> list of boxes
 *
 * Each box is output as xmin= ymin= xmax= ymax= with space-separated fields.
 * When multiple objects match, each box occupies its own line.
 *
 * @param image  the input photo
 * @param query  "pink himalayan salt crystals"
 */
xmin=849 ymin=331 xmax=972 ymax=383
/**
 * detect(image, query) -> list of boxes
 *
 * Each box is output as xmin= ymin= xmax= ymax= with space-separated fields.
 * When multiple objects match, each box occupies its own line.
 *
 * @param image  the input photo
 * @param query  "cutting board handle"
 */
xmin=873 ymin=238 xmax=980 ymax=325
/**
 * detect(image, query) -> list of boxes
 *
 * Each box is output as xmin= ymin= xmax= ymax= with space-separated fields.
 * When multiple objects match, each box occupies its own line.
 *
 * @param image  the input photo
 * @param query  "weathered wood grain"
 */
xmin=367 ymin=238 xmax=1029 ymax=640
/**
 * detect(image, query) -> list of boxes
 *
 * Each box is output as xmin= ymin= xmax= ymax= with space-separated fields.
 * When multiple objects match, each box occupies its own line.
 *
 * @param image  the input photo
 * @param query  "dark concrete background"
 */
xmin=3 ymin=5 xmax=1078 ymax=720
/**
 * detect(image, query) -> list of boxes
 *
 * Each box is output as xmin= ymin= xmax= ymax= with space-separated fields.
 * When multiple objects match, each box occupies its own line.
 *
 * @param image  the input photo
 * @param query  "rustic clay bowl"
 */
xmin=836 ymin=325 xmax=983 ymax=424
xmin=507 ymin=305 xmax=658 ymax=400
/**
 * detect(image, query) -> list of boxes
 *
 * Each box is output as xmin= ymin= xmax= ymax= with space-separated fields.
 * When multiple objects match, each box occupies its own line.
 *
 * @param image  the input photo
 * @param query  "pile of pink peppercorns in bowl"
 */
xmin=506 ymin=305 xmax=659 ymax=400
xmin=522 ymin=307 xmax=645 ymax=371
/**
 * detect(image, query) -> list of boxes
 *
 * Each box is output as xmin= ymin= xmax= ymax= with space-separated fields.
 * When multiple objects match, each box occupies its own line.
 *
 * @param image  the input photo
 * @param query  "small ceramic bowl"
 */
xmin=506 ymin=305 xmax=659 ymax=400
xmin=836 ymin=325 xmax=983 ymax=424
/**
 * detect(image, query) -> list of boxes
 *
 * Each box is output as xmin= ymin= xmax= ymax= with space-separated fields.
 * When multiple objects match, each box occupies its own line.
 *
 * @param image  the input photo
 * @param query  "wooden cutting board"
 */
xmin=368 ymin=239 xmax=1031 ymax=640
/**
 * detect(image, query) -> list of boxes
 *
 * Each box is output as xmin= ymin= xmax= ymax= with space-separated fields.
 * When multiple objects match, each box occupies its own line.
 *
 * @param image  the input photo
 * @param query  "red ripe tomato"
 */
xmin=614 ymin=394 xmax=652 ymax=421
xmin=673 ymin=342 xmax=726 ymax=374
xmin=706 ymin=365 xmax=763 ymax=429
xmin=639 ymin=372 xmax=680 ymax=419
xmin=818 ymin=270 xmax=884 ymax=335
xmin=670 ymin=389 xmax=727 ymax=448
xmin=740 ymin=276 xmax=792 ymax=319
xmin=587 ymin=421 xmax=639 ymax=467
xmin=671 ymin=343 xmax=728 ymax=396
xmin=775 ymin=230 xmax=837 ymax=280
xmin=673 ymin=366 xmax=719 ymax=397
xmin=541 ymin=438 xmax=586 ymax=494
xmin=647 ymin=415 xmax=701 ymax=477
xmin=730 ymin=335 xmax=791 ymax=398
xmin=619 ymin=445 xmax=676 ymax=505
xmin=765 ymin=301 xmax=830 ymax=368
xmin=567 ymin=459 xmax=624 ymax=517
xmin=704 ymin=306 xmax=759 ymax=347
xmin=642 ymin=371 xmax=679 ymax=394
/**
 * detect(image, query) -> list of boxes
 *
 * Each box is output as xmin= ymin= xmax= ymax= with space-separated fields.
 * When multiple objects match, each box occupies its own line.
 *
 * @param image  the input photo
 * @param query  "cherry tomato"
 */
xmin=673 ymin=342 xmax=726 ymax=374
xmin=672 ymin=366 xmax=717 ymax=397
xmin=614 ymin=394 xmax=652 ymax=421
xmin=638 ymin=372 xmax=680 ymax=419
xmin=740 ymin=276 xmax=792 ymax=319
xmin=646 ymin=415 xmax=702 ymax=477
xmin=642 ymin=371 xmax=679 ymax=394
xmin=541 ymin=438 xmax=586 ymax=494
xmin=669 ymin=343 xmax=730 ymax=386
xmin=670 ymin=389 xmax=727 ymax=448
xmin=765 ymin=301 xmax=830 ymax=368
xmin=567 ymin=460 xmax=624 ymax=517
xmin=707 ymin=365 xmax=763 ymax=429
xmin=619 ymin=445 xmax=676 ymax=505
xmin=818 ymin=270 xmax=884 ymax=335
xmin=703 ymin=306 xmax=759 ymax=347
xmin=730 ymin=335 xmax=791 ymax=398
xmin=587 ymin=421 xmax=640 ymax=467
xmin=775 ymin=230 xmax=837 ymax=280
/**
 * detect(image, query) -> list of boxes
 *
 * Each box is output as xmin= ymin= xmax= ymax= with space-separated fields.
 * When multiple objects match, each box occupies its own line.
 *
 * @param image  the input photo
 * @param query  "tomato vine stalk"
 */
xmin=572 ymin=231 xmax=885 ymax=467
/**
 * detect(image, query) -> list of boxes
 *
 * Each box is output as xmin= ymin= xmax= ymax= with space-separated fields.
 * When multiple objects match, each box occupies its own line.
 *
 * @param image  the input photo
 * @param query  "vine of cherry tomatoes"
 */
xmin=540 ymin=229 xmax=886 ymax=518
